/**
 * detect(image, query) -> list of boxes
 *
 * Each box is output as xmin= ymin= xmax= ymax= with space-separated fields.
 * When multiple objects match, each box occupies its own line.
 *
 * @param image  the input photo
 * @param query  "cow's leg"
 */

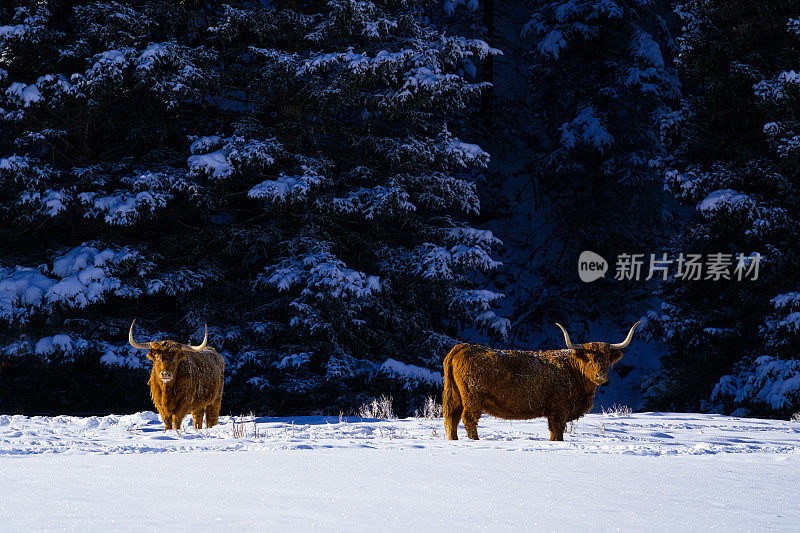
xmin=444 ymin=403 xmax=463 ymax=440
xmin=442 ymin=357 xmax=462 ymax=440
xmin=192 ymin=409 xmax=206 ymax=430
xmin=161 ymin=409 xmax=174 ymax=430
xmin=171 ymin=414 xmax=183 ymax=433
xmin=205 ymin=398 xmax=221 ymax=428
xmin=156 ymin=406 xmax=171 ymax=430
xmin=547 ymin=414 xmax=566 ymax=441
xmin=151 ymin=387 xmax=170 ymax=430
xmin=461 ymin=409 xmax=481 ymax=440
xmin=172 ymin=405 xmax=191 ymax=434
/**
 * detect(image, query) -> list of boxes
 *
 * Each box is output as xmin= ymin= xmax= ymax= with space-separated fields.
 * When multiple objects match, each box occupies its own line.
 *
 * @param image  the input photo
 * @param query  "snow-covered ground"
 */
xmin=1 ymin=412 xmax=799 ymax=531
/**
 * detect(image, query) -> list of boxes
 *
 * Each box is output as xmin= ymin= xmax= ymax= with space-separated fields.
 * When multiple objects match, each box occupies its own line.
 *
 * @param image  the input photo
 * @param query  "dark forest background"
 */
xmin=1 ymin=0 xmax=798 ymax=418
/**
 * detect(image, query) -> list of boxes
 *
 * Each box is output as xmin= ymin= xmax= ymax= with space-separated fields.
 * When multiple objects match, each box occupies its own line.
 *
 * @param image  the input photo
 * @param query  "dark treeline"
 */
xmin=0 ymin=0 xmax=798 ymax=418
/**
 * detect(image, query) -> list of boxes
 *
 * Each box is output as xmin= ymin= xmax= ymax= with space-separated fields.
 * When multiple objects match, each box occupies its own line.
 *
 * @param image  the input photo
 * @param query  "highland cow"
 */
xmin=443 ymin=322 xmax=640 ymax=441
xmin=128 ymin=320 xmax=224 ymax=432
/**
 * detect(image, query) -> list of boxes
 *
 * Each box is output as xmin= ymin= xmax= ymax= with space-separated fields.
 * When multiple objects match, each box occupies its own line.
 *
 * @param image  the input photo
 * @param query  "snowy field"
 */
xmin=1 ymin=412 xmax=799 ymax=531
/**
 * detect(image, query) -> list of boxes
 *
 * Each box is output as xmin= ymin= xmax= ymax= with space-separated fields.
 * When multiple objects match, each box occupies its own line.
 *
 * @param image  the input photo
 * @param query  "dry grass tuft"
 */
xmin=358 ymin=395 xmax=395 ymax=420
xmin=414 ymin=396 xmax=443 ymax=419
xmin=231 ymin=414 xmax=265 ymax=438
xmin=602 ymin=403 xmax=633 ymax=417
xmin=231 ymin=416 xmax=246 ymax=438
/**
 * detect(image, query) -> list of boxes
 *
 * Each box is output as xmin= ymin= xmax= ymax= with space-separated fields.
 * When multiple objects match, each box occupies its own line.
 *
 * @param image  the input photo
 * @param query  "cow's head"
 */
xmin=554 ymin=321 xmax=640 ymax=385
xmin=128 ymin=320 xmax=208 ymax=383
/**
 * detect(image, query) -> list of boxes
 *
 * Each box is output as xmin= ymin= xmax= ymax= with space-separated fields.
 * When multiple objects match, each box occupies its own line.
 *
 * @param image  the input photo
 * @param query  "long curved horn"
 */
xmin=128 ymin=320 xmax=152 ymax=350
xmin=610 ymin=321 xmax=641 ymax=349
xmin=188 ymin=324 xmax=208 ymax=351
xmin=555 ymin=323 xmax=582 ymax=350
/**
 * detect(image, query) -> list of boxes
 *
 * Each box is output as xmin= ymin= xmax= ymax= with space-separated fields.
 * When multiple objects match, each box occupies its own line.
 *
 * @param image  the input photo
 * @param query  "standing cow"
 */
xmin=128 ymin=320 xmax=225 ymax=432
xmin=443 ymin=322 xmax=640 ymax=441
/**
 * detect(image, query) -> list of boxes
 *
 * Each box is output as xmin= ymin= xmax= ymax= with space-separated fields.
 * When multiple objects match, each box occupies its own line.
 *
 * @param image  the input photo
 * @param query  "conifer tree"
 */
xmin=0 ymin=0 xmax=502 ymax=414
xmin=649 ymin=0 xmax=800 ymax=415
xmin=482 ymin=0 xmax=678 ymax=339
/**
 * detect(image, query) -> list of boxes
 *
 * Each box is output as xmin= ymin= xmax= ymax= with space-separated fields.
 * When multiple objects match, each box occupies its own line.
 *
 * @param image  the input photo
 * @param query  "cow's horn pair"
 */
xmin=555 ymin=321 xmax=641 ymax=350
xmin=128 ymin=319 xmax=208 ymax=351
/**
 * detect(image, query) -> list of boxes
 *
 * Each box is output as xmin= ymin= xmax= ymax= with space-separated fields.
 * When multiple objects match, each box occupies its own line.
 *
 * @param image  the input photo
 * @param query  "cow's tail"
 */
xmin=442 ymin=344 xmax=466 ymax=440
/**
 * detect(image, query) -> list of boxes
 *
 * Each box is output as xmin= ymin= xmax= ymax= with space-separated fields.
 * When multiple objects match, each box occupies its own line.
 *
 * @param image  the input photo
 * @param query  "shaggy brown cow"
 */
xmin=443 ymin=321 xmax=640 ymax=441
xmin=128 ymin=320 xmax=224 ymax=432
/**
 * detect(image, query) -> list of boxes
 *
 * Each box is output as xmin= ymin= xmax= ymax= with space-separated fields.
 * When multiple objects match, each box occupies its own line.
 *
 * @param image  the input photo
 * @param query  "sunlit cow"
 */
xmin=128 ymin=320 xmax=224 ymax=432
xmin=443 ymin=322 xmax=640 ymax=440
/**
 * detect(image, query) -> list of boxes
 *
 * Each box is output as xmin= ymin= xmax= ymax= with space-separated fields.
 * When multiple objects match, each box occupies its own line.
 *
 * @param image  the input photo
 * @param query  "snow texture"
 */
xmin=378 ymin=358 xmax=443 ymax=388
xmin=276 ymin=352 xmax=311 ymax=369
xmin=5 ymin=81 xmax=42 ymax=106
xmin=0 ymin=246 xmax=135 ymax=322
xmin=474 ymin=310 xmax=512 ymax=338
xmin=260 ymin=248 xmax=382 ymax=300
xmin=0 ymin=413 xmax=799 ymax=531
xmin=19 ymin=189 xmax=70 ymax=216
xmin=697 ymin=189 xmax=752 ymax=213
xmin=631 ymin=29 xmax=664 ymax=68
xmin=0 ymin=268 xmax=56 ymax=322
xmin=188 ymin=135 xmax=278 ymax=180
xmin=560 ymin=106 xmax=614 ymax=151
xmin=79 ymin=190 xmax=169 ymax=225
xmin=0 ymin=24 xmax=28 ymax=40
xmin=188 ymin=149 xmax=233 ymax=180
xmin=713 ymin=356 xmax=800 ymax=411
xmin=99 ymin=344 xmax=147 ymax=369
xmin=33 ymin=334 xmax=89 ymax=363
xmin=249 ymin=170 xmax=324 ymax=203
xmin=771 ymin=292 xmax=800 ymax=309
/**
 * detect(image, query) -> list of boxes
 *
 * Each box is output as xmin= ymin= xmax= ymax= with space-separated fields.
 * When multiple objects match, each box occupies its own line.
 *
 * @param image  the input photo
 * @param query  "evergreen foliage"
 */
xmin=648 ymin=0 xmax=800 ymax=414
xmin=0 ymin=0 xmax=502 ymax=414
xmin=479 ymin=0 xmax=678 ymax=341
xmin=1 ymin=0 xmax=798 ymax=419
xmin=519 ymin=0 xmax=678 ymax=236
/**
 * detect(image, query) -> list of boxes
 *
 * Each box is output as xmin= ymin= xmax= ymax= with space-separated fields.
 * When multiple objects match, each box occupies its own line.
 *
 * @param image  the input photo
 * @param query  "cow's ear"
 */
xmin=177 ymin=349 xmax=187 ymax=362
xmin=610 ymin=349 xmax=623 ymax=364
xmin=145 ymin=350 xmax=154 ymax=361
